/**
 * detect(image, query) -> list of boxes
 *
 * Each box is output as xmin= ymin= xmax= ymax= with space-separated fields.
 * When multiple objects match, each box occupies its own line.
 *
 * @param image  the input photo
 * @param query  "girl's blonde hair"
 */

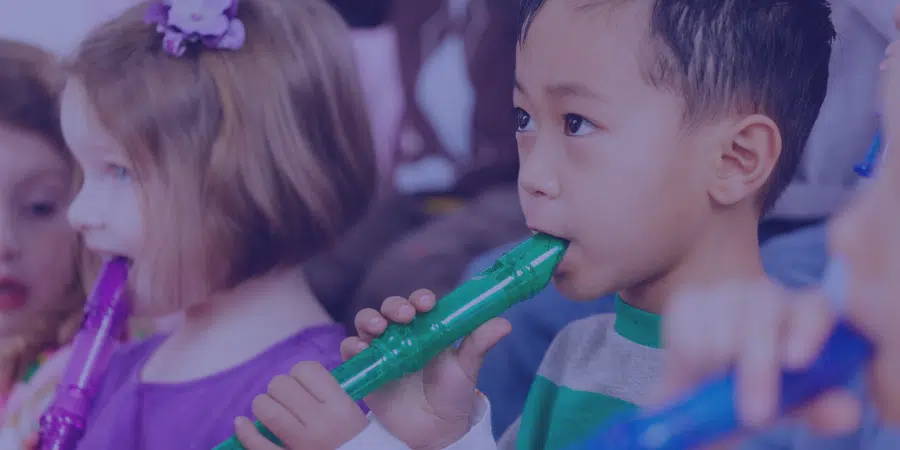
xmin=68 ymin=0 xmax=377 ymax=308
xmin=0 ymin=39 xmax=92 ymax=383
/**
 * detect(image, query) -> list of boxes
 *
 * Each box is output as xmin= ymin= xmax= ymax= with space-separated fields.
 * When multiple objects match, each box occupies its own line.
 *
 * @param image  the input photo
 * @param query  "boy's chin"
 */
xmin=552 ymin=273 xmax=610 ymax=301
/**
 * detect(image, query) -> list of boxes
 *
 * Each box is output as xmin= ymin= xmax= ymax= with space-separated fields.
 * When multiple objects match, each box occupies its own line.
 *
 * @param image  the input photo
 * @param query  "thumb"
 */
xmin=869 ymin=354 xmax=900 ymax=424
xmin=234 ymin=417 xmax=283 ymax=450
xmin=456 ymin=317 xmax=511 ymax=383
xmin=796 ymin=389 xmax=861 ymax=435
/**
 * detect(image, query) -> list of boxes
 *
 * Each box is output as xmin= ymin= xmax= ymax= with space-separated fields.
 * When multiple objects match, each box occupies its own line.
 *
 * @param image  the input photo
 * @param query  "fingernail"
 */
xmin=369 ymin=317 xmax=383 ymax=326
xmin=400 ymin=305 xmax=415 ymax=316
xmin=420 ymin=293 xmax=435 ymax=305
xmin=235 ymin=416 xmax=249 ymax=426
xmin=358 ymin=341 xmax=369 ymax=350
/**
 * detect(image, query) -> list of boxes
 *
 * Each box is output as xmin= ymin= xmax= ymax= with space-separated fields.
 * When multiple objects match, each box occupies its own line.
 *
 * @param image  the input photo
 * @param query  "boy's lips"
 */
xmin=554 ymin=248 xmax=574 ymax=274
xmin=527 ymin=226 xmax=573 ymax=272
xmin=0 ymin=278 xmax=28 ymax=311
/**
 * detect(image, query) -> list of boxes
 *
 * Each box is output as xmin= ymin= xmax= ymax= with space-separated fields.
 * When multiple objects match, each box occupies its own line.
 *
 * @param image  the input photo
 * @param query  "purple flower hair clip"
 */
xmin=144 ymin=0 xmax=246 ymax=57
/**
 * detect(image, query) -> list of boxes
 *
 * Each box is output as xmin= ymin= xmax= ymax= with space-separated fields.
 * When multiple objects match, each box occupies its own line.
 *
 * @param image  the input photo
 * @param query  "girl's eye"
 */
xmin=106 ymin=164 xmax=132 ymax=181
xmin=563 ymin=113 xmax=597 ymax=136
xmin=28 ymin=202 xmax=56 ymax=218
xmin=514 ymin=107 xmax=536 ymax=132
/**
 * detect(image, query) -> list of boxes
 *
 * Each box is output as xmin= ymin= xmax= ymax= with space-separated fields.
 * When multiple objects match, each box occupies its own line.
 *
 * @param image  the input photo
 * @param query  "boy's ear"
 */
xmin=709 ymin=114 xmax=781 ymax=206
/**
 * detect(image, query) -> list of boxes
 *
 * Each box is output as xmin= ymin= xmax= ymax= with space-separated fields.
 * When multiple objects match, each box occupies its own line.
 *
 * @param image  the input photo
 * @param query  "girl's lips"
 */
xmin=0 ymin=278 xmax=28 ymax=311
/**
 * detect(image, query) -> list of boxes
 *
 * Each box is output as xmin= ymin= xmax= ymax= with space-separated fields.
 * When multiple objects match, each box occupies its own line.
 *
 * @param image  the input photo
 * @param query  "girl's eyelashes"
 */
xmin=105 ymin=163 xmax=132 ymax=182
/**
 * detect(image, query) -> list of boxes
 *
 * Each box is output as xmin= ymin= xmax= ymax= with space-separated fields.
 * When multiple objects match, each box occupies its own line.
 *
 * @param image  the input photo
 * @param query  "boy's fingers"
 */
xmin=868 ymin=355 xmax=900 ymax=423
xmin=888 ymin=41 xmax=900 ymax=57
xmin=658 ymin=289 xmax=737 ymax=402
xmin=381 ymin=296 xmax=417 ymax=323
xmin=409 ymin=289 xmax=437 ymax=312
xmin=798 ymin=389 xmax=861 ymax=435
xmin=783 ymin=293 xmax=834 ymax=369
xmin=354 ymin=308 xmax=387 ymax=341
xmin=456 ymin=317 xmax=512 ymax=384
xmin=703 ymin=292 xmax=742 ymax=372
xmin=340 ymin=336 xmax=369 ymax=361
xmin=736 ymin=293 xmax=782 ymax=428
xmin=234 ymin=416 xmax=284 ymax=450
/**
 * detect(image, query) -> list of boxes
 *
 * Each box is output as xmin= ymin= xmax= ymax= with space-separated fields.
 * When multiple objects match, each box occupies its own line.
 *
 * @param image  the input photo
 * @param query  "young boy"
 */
xmin=653 ymin=6 xmax=900 ymax=447
xmin=233 ymin=0 xmax=834 ymax=449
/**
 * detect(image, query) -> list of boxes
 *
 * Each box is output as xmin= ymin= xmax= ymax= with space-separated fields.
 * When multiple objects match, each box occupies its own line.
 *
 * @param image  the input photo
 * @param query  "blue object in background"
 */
xmin=855 ymin=131 xmax=883 ymax=178
xmin=564 ymin=320 xmax=874 ymax=450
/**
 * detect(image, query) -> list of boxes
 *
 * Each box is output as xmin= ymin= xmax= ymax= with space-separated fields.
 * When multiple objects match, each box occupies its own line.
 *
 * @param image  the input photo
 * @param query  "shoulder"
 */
xmin=536 ymin=313 xmax=616 ymax=379
xmin=545 ymin=314 xmax=616 ymax=359
xmin=91 ymin=334 xmax=167 ymax=392
xmin=243 ymin=324 xmax=348 ymax=384
xmin=111 ymin=334 xmax=167 ymax=367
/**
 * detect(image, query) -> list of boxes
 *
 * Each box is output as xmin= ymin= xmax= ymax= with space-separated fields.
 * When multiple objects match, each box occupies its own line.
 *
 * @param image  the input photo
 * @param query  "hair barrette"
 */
xmin=144 ymin=0 xmax=246 ymax=57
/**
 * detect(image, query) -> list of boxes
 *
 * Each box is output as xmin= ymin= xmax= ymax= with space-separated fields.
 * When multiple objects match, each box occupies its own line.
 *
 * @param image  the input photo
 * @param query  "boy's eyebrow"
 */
xmin=514 ymin=79 xmax=604 ymax=101
xmin=546 ymin=82 xmax=602 ymax=100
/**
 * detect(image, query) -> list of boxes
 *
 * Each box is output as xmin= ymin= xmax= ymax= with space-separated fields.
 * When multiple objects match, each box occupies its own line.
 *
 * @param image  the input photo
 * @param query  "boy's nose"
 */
xmin=518 ymin=148 xmax=560 ymax=199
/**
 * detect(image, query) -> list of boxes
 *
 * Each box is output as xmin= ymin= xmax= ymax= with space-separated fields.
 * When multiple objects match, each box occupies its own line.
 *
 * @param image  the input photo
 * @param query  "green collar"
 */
xmin=613 ymin=294 xmax=662 ymax=348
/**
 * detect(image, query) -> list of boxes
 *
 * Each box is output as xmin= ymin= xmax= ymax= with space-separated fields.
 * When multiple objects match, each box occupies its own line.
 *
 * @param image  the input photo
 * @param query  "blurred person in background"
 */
xmin=306 ymin=0 xmax=528 ymax=330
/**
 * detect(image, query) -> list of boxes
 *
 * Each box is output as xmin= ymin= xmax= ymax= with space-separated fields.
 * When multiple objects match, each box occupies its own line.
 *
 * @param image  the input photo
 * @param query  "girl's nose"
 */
xmin=0 ymin=211 xmax=21 ymax=262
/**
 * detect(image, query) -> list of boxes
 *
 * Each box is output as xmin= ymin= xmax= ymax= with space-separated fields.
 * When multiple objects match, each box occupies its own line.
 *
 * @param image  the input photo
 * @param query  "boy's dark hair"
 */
xmin=519 ymin=0 xmax=835 ymax=213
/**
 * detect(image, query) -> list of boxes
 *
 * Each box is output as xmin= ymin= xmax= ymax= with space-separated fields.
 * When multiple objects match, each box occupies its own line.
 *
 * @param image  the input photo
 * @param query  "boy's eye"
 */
xmin=514 ymin=107 xmax=535 ymax=132
xmin=563 ymin=113 xmax=596 ymax=137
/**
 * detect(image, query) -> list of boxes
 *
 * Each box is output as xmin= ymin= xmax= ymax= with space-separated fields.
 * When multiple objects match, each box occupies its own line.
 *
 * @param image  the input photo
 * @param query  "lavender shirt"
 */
xmin=75 ymin=324 xmax=359 ymax=450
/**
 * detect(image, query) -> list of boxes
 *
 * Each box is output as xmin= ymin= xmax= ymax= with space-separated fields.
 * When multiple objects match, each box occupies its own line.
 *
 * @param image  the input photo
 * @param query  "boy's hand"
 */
xmin=657 ymin=282 xmax=862 ymax=436
xmin=234 ymin=362 xmax=367 ymax=450
xmin=340 ymin=289 xmax=511 ymax=450
xmin=860 ymin=2 xmax=900 ymax=425
xmin=882 ymin=7 xmax=900 ymax=140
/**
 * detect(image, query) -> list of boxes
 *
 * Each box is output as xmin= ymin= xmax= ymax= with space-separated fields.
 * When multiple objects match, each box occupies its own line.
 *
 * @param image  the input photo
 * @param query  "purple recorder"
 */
xmin=38 ymin=257 xmax=131 ymax=450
